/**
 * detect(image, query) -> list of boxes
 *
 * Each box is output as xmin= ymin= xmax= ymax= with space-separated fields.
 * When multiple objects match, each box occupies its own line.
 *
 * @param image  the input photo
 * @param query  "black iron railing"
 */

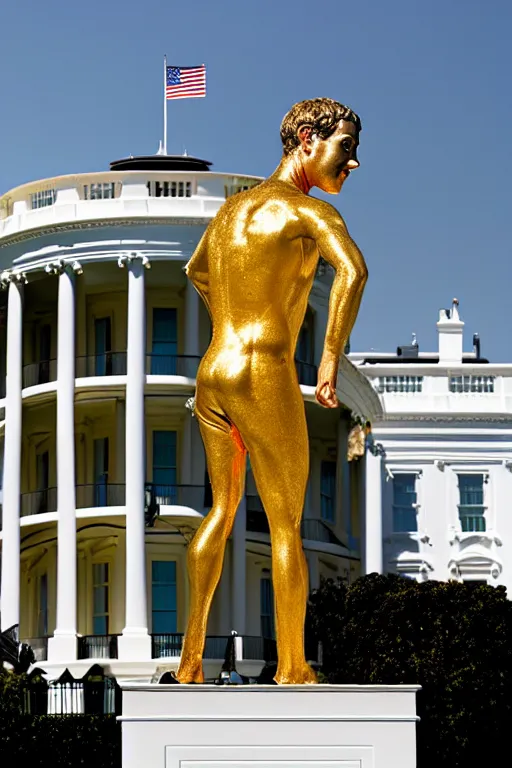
xmin=21 ymin=488 xmax=57 ymax=517
xmin=242 ymin=636 xmax=277 ymax=662
xmin=76 ymin=483 xmax=126 ymax=508
xmin=146 ymin=354 xmax=201 ymax=377
xmin=151 ymin=633 xmax=183 ymax=658
xmin=145 ymin=483 xmax=205 ymax=509
xmin=203 ymin=635 xmax=232 ymax=659
xmin=22 ymin=359 xmax=57 ymax=388
xmin=246 ymin=495 xmax=270 ymax=534
xmin=24 ymin=676 xmax=120 ymax=715
xmin=295 ymin=359 xmax=317 ymax=386
xmin=78 ymin=635 xmax=119 ymax=659
xmin=75 ymin=351 xmax=127 ymax=377
xmin=301 ymin=518 xmax=347 ymax=547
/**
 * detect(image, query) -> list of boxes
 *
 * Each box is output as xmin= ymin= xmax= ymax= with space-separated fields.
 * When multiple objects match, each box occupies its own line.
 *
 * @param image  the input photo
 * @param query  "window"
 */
xmin=147 ymin=180 xmax=192 ymax=198
xmin=458 ymin=474 xmax=486 ymax=532
xmin=260 ymin=576 xmax=275 ymax=639
xmin=375 ymin=376 xmax=423 ymax=393
xmin=30 ymin=189 xmax=56 ymax=209
xmin=152 ymin=561 xmax=177 ymax=634
xmin=151 ymin=308 xmax=177 ymax=374
xmin=320 ymin=461 xmax=336 ymax=523
xmin=92 ymin=563 xmax=109 ymax=635
xmin=450 ymin=375 xmax=494 ymax=393
xmin=38 ymin=324 xmax=51 ymax=384
xmin=153 ymin=431 xmax=177 ymax=503
xmin=93 ymin=438 xmax=109 ymax=506
xmin=83 ymin=182 xmax=116 ymax=200
xmin=37 ymin=574 xmax=48 ymax=637
xmin=392 ymin=474 xmax=418 ymax=532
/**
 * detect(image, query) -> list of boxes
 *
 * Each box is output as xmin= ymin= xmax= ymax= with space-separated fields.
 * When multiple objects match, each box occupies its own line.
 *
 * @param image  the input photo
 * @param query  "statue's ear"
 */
xmin=297 ymin=125 xmax=314 ymax=152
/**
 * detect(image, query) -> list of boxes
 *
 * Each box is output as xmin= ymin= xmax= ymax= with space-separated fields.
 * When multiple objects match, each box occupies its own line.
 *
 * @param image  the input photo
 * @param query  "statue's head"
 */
xmin=280 ymin=98 xmax=361 ymax=194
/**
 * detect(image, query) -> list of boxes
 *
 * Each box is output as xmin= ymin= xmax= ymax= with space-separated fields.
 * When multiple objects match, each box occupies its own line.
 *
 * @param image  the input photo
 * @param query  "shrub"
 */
xmin=307 ymin=574 xmax=512 ymax=767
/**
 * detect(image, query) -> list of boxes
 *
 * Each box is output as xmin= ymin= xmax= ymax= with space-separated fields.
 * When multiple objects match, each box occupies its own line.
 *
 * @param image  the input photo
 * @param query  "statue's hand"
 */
xmin=316 ymin=352 xmax=339 ymax=409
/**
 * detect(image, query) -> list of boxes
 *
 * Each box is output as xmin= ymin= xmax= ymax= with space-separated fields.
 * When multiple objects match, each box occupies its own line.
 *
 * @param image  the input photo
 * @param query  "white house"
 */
xmin=0 ymin=152 xmax=381 ymax=679
xmin=353 ymin=299 xmax=512 ymax=591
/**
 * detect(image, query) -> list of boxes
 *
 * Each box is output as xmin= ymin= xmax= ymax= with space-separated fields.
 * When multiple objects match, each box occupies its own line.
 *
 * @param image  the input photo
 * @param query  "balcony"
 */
xmin=301 ymin=518 xmax=347 ymax=548
xmin=76 ymin=483 xmax=126 ymax=508
xmin=145 ymin=483 xmax=206 ymax=510
xmin=22 ymin=359 xmax=57 ymax=388
xmin=21 ymin=488 xmax=57 ymax=517
xmin=78 ymin=635 xmax=119 ymax=659
xmin=295 ymin=359 xmax=317 ymax=386
xmin=460 ymin=514 xmax=486 ymax=533
xmin=146 ymin=354 xmax=201 ymax=378
xmin=151 ymin=633 xmax=277 ymax=661
xmin=76 ymin=352 xmax=127 ymax=377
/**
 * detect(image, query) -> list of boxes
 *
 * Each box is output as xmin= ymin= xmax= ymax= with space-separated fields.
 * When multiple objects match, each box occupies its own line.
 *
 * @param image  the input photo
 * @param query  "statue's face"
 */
xmin=307 ymin=119 xmax=360 ymax=194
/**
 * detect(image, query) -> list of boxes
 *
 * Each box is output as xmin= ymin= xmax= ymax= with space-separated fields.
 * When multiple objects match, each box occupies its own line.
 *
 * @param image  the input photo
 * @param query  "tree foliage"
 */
xmin=307 ymin=574 xmax=512 ymax=767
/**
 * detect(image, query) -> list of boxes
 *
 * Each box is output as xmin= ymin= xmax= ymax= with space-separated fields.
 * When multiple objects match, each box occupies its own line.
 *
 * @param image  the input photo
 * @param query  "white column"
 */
xmin=0 ymin=277 xmax=23 ymax=631
xmin=184 ymin=278 xmax=200 ymax=366
xmin=231 ymin=493 xmax=247 ymax=635
xmin=118 ymin=256 xmax=150 ymax=660
xmin=49 ymin=267 xmax=78 ymax=660
xmin=364 ymin=444 xmax=384 ymax=574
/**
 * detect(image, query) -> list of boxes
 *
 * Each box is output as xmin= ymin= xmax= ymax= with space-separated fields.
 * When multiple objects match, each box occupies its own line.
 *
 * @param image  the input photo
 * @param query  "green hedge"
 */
xmin=0 ymin=672 xmax=121 ymax=767
xmin=307 ymin=574 xmax=512 ymax=767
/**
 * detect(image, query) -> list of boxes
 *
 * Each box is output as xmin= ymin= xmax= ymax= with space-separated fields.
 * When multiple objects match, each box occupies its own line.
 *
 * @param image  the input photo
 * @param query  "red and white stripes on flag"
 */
xmin=166 ymin=65 xmax=206 ymax=100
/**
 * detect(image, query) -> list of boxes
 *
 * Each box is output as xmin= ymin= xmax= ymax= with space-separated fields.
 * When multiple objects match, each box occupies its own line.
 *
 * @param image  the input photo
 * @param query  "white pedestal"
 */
xmin=120 ymin=684 xmax=420 ymax=768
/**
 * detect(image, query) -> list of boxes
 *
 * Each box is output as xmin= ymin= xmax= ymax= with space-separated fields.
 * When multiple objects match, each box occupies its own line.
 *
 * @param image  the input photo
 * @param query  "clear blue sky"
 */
xmin=1 ymin=0 xmax=511 ymax=360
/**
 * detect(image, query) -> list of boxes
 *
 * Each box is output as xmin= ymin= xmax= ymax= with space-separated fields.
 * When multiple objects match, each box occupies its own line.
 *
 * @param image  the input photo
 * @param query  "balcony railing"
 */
xmin=78 ymin=635 xmax=119 ymax=659
xmin=75 ymin=351 xmax=127 ymax=377
xmin=76 ymin=483 xmax=126 ymax=508
xmin=246 ymin=495 xmax=270 ymax=534
xmin=21 ymin=488 xmax=57 ymax=517
xmin=151 ymin=633 xmax=276 ymax=661
xmin=301 ymin=519 xmax=347 ymax=548
xmin=460 ymin=514 xmax=486 ymax=533
xmin=146 ymin=354 xmax=201 ymax=377
xmin=145 ymin=483 xmax=206 ymax=509
xmin=22 ymin=359 xmax=57 ymax=388
xmin=295 ymin=359 xmax=317 ymax=386
xmin=22 ymin=636 xmax=48 ymax=662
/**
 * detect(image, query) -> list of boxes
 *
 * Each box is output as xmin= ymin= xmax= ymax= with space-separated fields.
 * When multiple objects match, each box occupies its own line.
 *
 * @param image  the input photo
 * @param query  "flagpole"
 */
xmin=163 ymin=54 xmax=168 ymax=155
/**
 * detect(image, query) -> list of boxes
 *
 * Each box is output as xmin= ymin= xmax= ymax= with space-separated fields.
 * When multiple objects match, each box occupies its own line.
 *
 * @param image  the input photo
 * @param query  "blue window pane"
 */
xmin=152 ymin=560 xmax=176 ymax=583
xmin=93 ymin=616 xmax=108 ymax=635
xmin=393 ymin=474 xmax=418 ymax=532
xmin=320 ymin=461 xmax=336 ymax=523
xmin=153 ymin=611 xmax=177 ymax=634
xmin=152 ymin=432 xmax=177 ymax=489
xmin=152 ymin=585 xmax=177 ymax=612
xmin=152 ymin=309 xmax=177 ymax=374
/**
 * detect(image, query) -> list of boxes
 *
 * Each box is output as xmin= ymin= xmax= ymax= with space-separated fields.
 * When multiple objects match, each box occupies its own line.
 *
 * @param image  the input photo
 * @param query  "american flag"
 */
xmin=166 ymin=65 xmax=206 ymax=100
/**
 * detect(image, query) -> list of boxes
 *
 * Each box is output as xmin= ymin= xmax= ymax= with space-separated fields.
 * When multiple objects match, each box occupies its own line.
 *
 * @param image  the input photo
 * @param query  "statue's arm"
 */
xmin=304 ymin=201 xmax=368 ymax=407
xmin=185 ymin=231 xmax=211 ymax=315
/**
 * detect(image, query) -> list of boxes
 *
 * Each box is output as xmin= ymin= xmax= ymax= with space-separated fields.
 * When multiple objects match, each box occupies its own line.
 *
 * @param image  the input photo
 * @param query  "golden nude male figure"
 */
xmin=177 ymin=98 xmax=368 ymax=684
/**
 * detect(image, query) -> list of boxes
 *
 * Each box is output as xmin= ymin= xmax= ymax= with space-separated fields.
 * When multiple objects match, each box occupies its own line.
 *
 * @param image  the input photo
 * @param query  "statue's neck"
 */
xmin=270 ymin=155 xmax=311 ymax=194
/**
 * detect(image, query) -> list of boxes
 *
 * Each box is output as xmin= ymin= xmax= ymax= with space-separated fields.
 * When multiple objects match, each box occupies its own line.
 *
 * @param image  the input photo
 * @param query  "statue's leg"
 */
xmin=176 ymin=413 xmax=246 ymax=683
xmin=240 ymin=378 xmax=317 ymax=685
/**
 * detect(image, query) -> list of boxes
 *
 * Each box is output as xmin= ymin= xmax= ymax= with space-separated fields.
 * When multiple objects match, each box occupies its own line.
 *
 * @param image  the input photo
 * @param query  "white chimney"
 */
xmin=437 ymin=298 xmax=464 ymax=364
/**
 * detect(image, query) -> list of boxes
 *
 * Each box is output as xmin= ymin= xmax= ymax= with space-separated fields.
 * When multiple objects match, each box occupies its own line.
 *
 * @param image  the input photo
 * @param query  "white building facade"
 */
xmin=353 ymin=300 xmax=512 ymax=591
xmin=0 ymin=153 xmax=381 ymax=679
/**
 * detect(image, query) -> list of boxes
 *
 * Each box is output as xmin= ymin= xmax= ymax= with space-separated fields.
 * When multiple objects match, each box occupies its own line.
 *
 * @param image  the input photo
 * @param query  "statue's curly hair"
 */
xmin=280 ymin=97 xmax=361 ymax=156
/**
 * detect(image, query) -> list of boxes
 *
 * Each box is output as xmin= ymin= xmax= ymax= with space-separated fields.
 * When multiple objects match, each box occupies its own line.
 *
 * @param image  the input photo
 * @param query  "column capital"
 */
xmin=0 ymin=270 xmax=27 ymax=288
xmin=44 ymin=259 xmax=83 ymax=276
xmin=117 ymin=252 xmax=151 ymax=269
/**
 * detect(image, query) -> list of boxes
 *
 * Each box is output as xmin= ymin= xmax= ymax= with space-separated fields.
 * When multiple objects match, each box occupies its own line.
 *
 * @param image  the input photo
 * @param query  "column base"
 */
xmin=47 ymin=631 xmax=77 ymax=662
xmin=118 ymin=630 xmax=152 ymax=661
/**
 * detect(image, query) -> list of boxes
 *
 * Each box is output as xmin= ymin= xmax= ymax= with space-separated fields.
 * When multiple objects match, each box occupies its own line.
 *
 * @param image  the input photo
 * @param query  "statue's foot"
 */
xmin=175 ymin=662 xmax=204 ymax=684
xmin=274 ymin=663 xmax=318 ymax=685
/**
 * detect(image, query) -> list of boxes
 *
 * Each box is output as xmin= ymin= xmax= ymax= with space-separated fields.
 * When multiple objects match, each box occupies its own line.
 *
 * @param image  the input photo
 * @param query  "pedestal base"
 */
xmin=120 ymin=683 xmax=420 ymax=768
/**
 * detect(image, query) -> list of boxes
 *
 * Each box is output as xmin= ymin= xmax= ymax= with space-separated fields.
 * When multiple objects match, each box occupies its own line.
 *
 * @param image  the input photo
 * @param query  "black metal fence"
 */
xmin=75 ymin=352 xmax=127 ymax=377
xmin=146 ymin=483 xmax=205 ymax=509
xmin=76 ymin=484 xmax=126 ymax=508
xmin=22 ymin=359 xmax=57 ymax=388
xmin=78 ymin=635 xmax=119 ymax=659
xmin=151 ymin=633 xmax=183 ymax=658
xmin=146 ymin=354 xmax=201 ymax=377
xmin=21 ymin=488 xmax=58 ymax=517
xmin=23 ymin=668 xmax=121 ymax=716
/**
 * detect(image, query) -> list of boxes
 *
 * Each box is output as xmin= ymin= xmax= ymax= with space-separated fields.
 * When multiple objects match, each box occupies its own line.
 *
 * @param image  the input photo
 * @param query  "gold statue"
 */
xmin=177 ymin=98 xmax=368 ymax=684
